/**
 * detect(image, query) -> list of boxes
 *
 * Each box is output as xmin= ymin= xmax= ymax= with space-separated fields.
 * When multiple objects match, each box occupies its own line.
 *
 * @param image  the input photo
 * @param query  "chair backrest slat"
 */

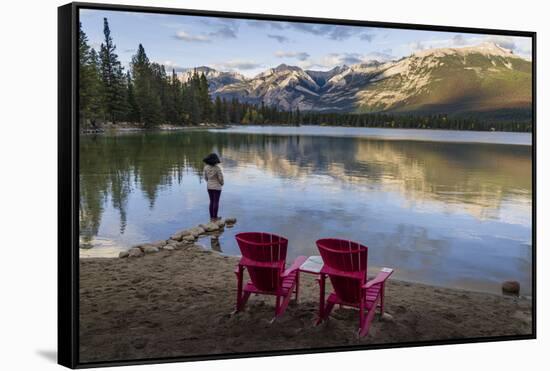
xmin=317 ymin=238 xmax=368 ymax=304
xmin=236 ymin=232 xmax=288 ymax=292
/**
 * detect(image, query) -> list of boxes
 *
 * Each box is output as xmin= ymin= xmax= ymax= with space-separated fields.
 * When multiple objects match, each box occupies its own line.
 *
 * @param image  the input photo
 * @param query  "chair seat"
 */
xmin=244 ymin=270 xmax=298 ymax=296
xmin=327 ymin=282 xmax=382 ymax=309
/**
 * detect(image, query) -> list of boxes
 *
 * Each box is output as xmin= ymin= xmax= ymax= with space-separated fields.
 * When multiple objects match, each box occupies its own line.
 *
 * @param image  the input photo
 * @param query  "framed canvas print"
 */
xmin=58 ymin=2 xmax=536 ymax=368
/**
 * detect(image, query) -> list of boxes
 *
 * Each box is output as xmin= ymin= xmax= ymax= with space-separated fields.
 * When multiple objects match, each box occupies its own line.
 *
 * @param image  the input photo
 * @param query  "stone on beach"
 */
xmin=142 ymin=245 xmax=160 ymax=254
xmin=181 ymin=235 xmax=196 ymax=243
xmin=174 ymin=242 xmax=187 ymax=249
xmin=225 ymin=217 xmax=237 ymax=225
xmin=502 ymin=280 xmax=520 ymax=295
xmin=123 ymin=219 xmax=229 ymax=260
xmin=200 ymin=222 xmax=220 ymax=232
xmin=170 ymin=229 xmax=193 ymax=241
xmin=128 ymin=247 xmax=144 ymax=258
xmin=150 ymin=240 xmax=167 ymax=249
xmin=189 ymin=226 xmax=206 ymax=237
xmin=171 ymin=226 xmax=206 ymax=241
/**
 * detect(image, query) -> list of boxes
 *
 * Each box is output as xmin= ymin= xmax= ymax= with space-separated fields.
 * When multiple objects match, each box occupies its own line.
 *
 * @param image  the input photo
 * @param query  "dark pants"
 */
xmin=208 ymin=189 xmax=222 ymax=219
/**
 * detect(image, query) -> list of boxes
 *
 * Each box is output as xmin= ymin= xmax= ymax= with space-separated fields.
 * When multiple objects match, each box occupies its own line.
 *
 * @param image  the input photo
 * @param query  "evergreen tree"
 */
xmin=125 ymin=71 xmax=140 ymax=123
xmin=131 ymin=44 xmax=163 ymax=127
xmin=99 ymin=17 xmax=127 ymax=124
xmin=150 ymin=62 xmax=168 ymax=123
xmin=199 ymin=73 xmax=212 ymax=122
xmin=165 ymin=69 xmax=184 ymax=125
xmin=221 ymin=98 xmax=230 ymax=122
xmin=78 ymin=22 xmax=103 ymax=127
xmin=214 ymin=96 xmax=223 ymax=123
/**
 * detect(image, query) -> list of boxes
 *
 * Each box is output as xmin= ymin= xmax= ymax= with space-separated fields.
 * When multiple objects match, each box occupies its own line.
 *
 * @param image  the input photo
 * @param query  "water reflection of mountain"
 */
xmin=220 ymin=134 xmax=531 ymax=218
xmin=79 ymin=131 xmax=531 ymax=243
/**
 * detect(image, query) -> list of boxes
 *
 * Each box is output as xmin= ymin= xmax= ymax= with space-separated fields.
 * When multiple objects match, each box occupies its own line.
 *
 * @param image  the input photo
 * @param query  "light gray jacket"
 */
xmin=203 ymin=164 xmax=224 ymax=190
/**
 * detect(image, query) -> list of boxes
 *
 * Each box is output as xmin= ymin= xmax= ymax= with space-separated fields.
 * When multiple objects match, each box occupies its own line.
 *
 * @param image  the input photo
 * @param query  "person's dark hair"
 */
xmin=203 ymin=153 xmax=221 ymax=166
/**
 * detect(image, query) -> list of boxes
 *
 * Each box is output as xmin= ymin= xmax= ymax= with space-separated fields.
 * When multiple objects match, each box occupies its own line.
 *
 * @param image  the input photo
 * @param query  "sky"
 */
xmin=80 ymin=8 xmax=532 ymax=78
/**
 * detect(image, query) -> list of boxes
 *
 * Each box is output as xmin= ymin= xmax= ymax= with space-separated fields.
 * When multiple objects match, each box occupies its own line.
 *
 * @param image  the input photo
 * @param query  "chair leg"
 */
xmin=242 ymin=291 xmax=251 ymax=308
xmin=275 ymin=295 xmax=281 ymax=317
xmin=359 ymin=297 xmax=379 ymax=337
xmin=324 ymin=301 xmax=336 ymax=320
xmin=295 ymin=272 xmax=300 ymax=302
xmin=277 ymin=291 xmax=294 ymax=317
xmin=316 ymin=274 xmax=326 ymax=324
xmin=359 ymin=299 xmax=365 ymax=330
xmin=379 ymin=283 xmax=385 ymax=315
xmin=235 ymin=267 xmax=244 ymax=312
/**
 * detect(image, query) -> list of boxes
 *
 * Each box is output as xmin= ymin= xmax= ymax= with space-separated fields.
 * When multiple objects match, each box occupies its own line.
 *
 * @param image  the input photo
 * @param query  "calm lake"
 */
xmin=79 ymin=126 xmax=533 ymax=295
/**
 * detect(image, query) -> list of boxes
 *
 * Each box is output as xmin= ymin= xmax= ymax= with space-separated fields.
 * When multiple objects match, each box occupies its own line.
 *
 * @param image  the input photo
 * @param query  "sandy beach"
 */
xmin=79 ymin=243 xmax=532 ymax=363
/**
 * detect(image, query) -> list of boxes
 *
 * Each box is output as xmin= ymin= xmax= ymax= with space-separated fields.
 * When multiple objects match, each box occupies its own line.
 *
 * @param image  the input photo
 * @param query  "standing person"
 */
xmin=203 ymin=153 xmax=224 ymax=222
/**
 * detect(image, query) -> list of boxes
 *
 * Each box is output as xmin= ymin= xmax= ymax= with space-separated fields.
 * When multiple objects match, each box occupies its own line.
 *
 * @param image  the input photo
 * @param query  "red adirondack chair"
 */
xmin=316 ymin=238 xmax=394 ymax=337
xmin=234 ymin=232 xmax=307 ymax=320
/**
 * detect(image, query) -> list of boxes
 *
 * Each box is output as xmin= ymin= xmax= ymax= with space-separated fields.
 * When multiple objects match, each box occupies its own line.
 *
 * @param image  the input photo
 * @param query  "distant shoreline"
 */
xmin=80 ymin=122 xmax=231 ymax=134
xmin=80 ymin=122 xmax=532 ymax=135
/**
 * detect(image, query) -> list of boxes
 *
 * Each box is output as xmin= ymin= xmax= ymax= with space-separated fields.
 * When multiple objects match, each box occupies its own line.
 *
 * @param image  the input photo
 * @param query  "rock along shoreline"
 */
xmin=117 ymin=217 xmax=237 ymax=259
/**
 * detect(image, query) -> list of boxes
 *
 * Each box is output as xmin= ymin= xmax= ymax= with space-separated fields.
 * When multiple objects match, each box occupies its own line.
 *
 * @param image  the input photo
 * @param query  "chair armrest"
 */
xmin=362 ymin=268 xmax=394 ymax=290
xmin=282 ymin=256 xmax=308 ymax=277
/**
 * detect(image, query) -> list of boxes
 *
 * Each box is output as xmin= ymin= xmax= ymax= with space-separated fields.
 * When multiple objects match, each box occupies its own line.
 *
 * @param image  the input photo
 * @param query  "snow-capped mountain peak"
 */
xmin=175 ymin=43 xmax=531 ymax=116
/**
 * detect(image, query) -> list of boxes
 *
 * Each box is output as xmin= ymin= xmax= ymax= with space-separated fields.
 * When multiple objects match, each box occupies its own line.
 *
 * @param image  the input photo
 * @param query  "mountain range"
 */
xmin=178 ymin=43 xmax=532 ymax=120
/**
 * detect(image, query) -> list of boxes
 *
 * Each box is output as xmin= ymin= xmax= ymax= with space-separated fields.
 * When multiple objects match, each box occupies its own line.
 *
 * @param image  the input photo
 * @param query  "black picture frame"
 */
xmin=58 ymin=2 xmax=537 ymax=368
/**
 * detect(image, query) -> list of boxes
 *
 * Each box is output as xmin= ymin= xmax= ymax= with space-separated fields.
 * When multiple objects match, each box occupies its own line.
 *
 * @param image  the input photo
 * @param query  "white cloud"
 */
xmin=298 ymin=51 xmax=395 ymax=70
xmin=452 ymin=34 xmax=467 ymax=46
xmin=174 ymin=31 xmax=210 ymax=42
xmin=268 ymin=34 xmax=291 ymax=43
xmin=90 ymin=42 xmax=101 ymax=51
xmin=162 ymin=60 xmax=186 ymax=73
xmin=274 ymin=51 xmax=310 ymax=61
xmin=288 ymin=23 xmax=374 ymax=41
xmin=212 ymin=59 xmax=263 ymax=71
xmin=200 ymin=18 xmax=240 ymax=39
xmin=410 ymin=41 xmax=425 ymax=51
xmin=247 ymin=20 xmax=285 ymax=30
xmin=209 ymin=25 xmax=238 ymax=39
xmin=360 ymin=32 xmax=375 ymax=42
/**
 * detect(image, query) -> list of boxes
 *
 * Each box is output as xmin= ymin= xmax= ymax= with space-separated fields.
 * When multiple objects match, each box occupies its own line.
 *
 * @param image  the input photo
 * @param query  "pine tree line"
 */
xmin=79 ymin=18 xmax=531 ymax=132
xmin=79 ymin=18 xmax=214 ymax=128
xmin=79 ymin=19 xmax=303 ymax=128
xmin=300 ymin=112 xmax=532 ymax=132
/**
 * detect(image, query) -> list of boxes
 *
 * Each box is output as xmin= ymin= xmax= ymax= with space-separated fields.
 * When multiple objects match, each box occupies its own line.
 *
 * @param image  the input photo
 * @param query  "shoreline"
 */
xmin=80 ymin=122 xmax=231 ymax=134
xmin=79 ymin=122 xmax=533 ymax=135
xmin=79 ymin=241 xmax=532 ymax=363
xmin=79 ymin=245 xmax=532 ymax=299
xmin=79 ymin=220 xmax=531 ymax=297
